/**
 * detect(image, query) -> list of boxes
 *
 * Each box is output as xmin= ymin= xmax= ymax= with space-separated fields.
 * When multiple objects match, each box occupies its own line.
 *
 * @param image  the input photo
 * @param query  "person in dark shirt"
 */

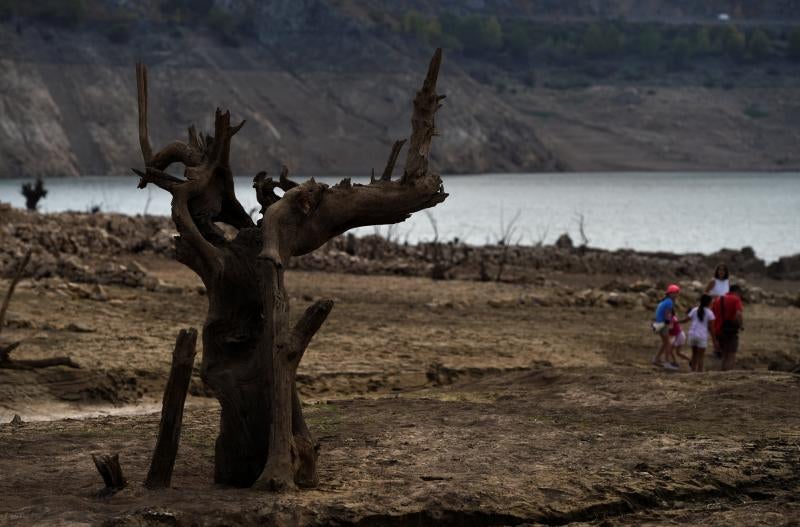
xmin=711 ymin=284 xmax=744 ymax=371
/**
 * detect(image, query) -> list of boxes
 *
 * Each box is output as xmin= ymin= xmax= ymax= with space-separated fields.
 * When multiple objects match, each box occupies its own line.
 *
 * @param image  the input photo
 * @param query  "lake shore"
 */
xmin=2 ymin=171 xmax=799 ymax=262
xmin=1 ymin=205 xmax=799 ymax=525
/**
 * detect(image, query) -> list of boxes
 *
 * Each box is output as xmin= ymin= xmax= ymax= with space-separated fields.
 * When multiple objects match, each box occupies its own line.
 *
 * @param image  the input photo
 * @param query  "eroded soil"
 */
xmin=0 ymin=258 xmax=799 ymax=526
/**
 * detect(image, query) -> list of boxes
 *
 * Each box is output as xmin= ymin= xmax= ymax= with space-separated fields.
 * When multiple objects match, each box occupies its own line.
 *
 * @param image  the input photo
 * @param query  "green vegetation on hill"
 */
xmin=0 ymin=0 xmax=251 ymax=46
xmin=0 ymin=0 xmax=87 ymax=27
xmin=398 ymin=10 xmax=796 ymax=67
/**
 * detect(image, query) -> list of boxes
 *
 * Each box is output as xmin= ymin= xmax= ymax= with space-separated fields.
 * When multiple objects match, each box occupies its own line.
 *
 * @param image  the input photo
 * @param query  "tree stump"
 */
xmin=92 ymin=453 xmax=127 ymax=496
xmin=144 ymin=328 xmax=198 ymax=489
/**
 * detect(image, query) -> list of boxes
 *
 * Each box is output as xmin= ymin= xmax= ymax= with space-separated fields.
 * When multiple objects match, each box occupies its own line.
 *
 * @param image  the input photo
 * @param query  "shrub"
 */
xmin=693 ymin=27 xmax=715 ymax=56
xmin=636 ymin=26 xmax=662 ymax=58
xmin=788 ymin=27 xmax=800 ymax=61
xmin=743 ymin=103 xmax=768 ymax=118
xmin=669 ymin=36 xmax=692 ymax=68
xmin=105 ymin=20 xmax=132 ymax=44
xmin=206 ymin=7 xmax=239 ymax=47
xmin=582 ymin=23 xmax=623 ymax=59
xmin=441 ymin=14 xmax=503 ymax=56
xmin=721 ymin=25 xmax=746 ymax=60
xmin=504 ymin=20 xmax=531 ymax=59
xmin=36 ymin=0 xmax=87 ymax=28
xmin=747 ymin=29 xmax=770 ymax=60
xmin=401 ymin=10 xmax=441 ymax=46
xmin=0 ymin=0 xmax=14 ymax=21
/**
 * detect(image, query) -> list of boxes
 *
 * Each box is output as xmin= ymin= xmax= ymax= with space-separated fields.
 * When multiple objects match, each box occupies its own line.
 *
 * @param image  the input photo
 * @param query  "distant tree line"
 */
xmin=400 ymin=10 xmax=800 ymax=66
xmin=0 ymin=0 xmax=88 ymax=28
xmin=0 ymin=0 xmax=254 ymax=47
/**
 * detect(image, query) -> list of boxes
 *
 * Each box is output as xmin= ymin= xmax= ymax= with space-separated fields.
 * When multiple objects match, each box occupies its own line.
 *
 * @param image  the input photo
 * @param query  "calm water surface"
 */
xmin=1 ymin=172 xmax=798 ymax=262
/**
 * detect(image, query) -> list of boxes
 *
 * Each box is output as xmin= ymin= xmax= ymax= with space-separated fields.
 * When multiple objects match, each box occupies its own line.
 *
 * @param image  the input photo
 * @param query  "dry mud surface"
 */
xmin=1 ymin=259 xmax=799 ymax=526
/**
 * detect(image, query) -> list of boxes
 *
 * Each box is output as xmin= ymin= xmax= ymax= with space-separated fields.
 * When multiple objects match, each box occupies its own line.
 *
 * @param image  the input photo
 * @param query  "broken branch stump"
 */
xmin=144 ymin=328 xmax=198 ymax=489
xmin=0 ymin=249 xmax=32 ymax=336
xmin=92 ymin=453 xmax=127 ymax=496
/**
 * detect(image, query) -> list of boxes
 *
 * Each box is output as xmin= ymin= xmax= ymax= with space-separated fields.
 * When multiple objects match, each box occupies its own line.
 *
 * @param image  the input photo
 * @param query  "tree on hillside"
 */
xmin=132 ymin=50 xmax=448 ymax=490
xmin=35 ymin=0 xmax=87 ymax=27
xmin=636 ymin=26 xmax=662 ymax=58
xmin=788 ymin=27 xmax=800 ymax=61
xmin=444 ymin=14 xmax=503 ymax=55
xmin=692 ymin=27 xmax=715 ymax=56
xmin=669 ymin=36 xmax=692 ymax=68
xmin=504 ymin=20 xmax=531 ymax=59
xmin=747 ymin=29 xmax=771 ymax=61
xmin=401 ymin=10 xmax=442 ymax=46
xmin=582 ymin=23 xmax=623 ymax=59
xmin=722 ymin=25 xmax=746 ymax=60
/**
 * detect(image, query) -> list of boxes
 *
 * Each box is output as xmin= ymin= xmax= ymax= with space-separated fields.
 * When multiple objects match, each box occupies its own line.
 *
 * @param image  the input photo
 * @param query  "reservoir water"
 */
xmin=1 ymin=172 xmax=798 ymax=263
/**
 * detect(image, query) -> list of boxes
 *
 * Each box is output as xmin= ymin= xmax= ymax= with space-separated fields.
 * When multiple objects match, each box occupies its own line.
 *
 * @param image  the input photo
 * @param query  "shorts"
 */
xmin=687 ymin=335 xmax=707 ymax=349
xmin=652 ymin=322 xmax=669 ymax=336
xmin=672 ymin=331 xmax=686 ymax=347
xmin=718 ymin=333 xmax=739 ymax=355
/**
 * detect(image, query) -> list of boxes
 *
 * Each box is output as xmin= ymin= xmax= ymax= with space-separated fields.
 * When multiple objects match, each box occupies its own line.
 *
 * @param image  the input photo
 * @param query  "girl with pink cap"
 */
xmin=652 ymin=284 xmax=681 ymax=370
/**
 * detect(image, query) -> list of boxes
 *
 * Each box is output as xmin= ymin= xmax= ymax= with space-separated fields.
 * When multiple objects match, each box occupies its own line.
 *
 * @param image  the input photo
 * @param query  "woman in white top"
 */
xmin=685 ymin=294 xmax=716 ymax=372
xmin=705 ymin=264 xmax=730 ymax=298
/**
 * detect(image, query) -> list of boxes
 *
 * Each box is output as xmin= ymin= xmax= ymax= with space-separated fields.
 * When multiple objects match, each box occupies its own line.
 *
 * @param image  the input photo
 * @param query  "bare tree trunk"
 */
xmin=145 ymin=328 xmax=198 ymax=489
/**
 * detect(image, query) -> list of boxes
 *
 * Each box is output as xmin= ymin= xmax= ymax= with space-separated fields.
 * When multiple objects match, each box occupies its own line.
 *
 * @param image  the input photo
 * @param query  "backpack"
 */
xmin=720 ymin=295 xmax=740 ymax=337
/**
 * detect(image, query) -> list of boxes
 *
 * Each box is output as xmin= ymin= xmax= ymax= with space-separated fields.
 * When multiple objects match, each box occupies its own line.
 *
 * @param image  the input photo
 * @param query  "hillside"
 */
xmin=0 ymin=0 xmax=799 ymax=178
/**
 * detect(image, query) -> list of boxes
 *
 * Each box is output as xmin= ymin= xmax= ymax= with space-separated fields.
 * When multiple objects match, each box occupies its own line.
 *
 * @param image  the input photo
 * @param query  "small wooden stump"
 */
xmin=92 ymin=453 xmax=127 ymax=497
xmin=144 ymin=328 xmax=198 ymax=489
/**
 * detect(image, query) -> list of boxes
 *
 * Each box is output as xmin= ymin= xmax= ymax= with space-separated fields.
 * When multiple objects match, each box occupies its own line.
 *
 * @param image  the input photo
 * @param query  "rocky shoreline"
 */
xmin=2 ymin=204 xmax=799 ymax=306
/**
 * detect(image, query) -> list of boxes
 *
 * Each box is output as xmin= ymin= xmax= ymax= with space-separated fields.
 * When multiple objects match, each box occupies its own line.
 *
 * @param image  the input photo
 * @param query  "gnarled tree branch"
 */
xmin=259 ymin=48 xmax=448 ymax=267
xmin=134 ymin=64 xmax=259 ymax=280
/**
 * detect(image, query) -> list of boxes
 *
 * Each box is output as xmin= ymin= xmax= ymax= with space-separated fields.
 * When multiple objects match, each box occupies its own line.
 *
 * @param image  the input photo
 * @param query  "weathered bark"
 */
xmin=133 ymin=49 xmax=447 ymax=490
xmin=145 ymin=328 xmax=198 ymax=489
xmin=92 ymin=453 xmax=127 ymax=496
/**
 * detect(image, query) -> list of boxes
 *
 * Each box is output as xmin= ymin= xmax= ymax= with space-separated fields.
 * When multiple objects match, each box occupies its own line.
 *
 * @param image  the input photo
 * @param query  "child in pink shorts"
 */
xmin=665 ymin=315 xmax=690 ymax=369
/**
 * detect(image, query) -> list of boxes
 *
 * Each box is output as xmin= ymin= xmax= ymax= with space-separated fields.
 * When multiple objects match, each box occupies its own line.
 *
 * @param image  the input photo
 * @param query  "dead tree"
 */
xmin=133 ymin=50 xmax=448 ymax=490
xmin=0 ymin=250 xmax=80 ymax=369
xmin=0 ymin=250 xmax=31 ymax=342
xmin=20 ymin=177 xmax=47 ymax=211
xmin=424 ymin=211 xmax=447 ymax=280
xmin=495 ymin=210 xmax=522 ymax=282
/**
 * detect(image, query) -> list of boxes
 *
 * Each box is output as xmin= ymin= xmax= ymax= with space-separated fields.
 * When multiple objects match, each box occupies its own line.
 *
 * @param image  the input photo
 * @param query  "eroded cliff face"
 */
xmin=2 ymin=0 xmax=799 ymax=179
xmin=0 ymin=11 xmax=560 ymax=179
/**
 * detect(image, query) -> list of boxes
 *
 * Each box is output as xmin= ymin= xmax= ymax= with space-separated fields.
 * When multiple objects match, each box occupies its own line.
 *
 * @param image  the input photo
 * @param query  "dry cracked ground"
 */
xmin=1 ymin=258 xmax=799 ymax=526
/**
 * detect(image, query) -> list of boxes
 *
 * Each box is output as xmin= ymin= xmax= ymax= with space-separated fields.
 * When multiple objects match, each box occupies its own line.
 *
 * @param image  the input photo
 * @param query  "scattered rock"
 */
xmin=141 ymin=276 xmax=159 ymax=291
xmin=65 ymin=322 xmax=95 ymax=333
xmin=90 ymin=284 xmax=109 ymax=302
xmin=156 ymin=280 xmax=183 ymax=294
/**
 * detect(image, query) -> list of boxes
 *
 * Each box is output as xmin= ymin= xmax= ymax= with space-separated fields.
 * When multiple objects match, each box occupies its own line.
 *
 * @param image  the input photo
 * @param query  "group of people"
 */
xmin=652 ymin=264 xmax=744 ymax=372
